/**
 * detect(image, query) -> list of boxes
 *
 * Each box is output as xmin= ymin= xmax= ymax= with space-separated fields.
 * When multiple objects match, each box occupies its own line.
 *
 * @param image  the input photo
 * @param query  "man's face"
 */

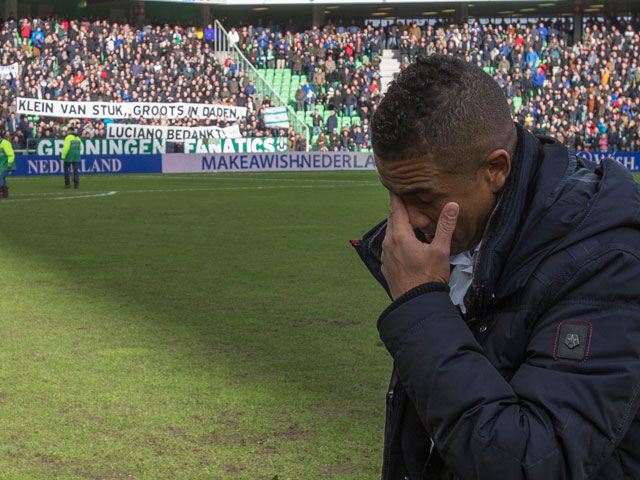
xmin=375 ymin=154 xmax=498 ymax=255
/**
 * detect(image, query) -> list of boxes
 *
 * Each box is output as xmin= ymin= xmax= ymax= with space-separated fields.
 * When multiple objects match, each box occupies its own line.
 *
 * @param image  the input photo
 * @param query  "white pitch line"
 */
xmin=128 ymin=174 xmax=376 ymax=184
xmin=7 ymin=182 xmax=378 ymax=201
xmin=123 ymin=183 xmax=378 ymax=194
xmin=10 ymin=191 xmax=118 ymax=202
xmin=4 ymin=190 xmax=94 ymax=197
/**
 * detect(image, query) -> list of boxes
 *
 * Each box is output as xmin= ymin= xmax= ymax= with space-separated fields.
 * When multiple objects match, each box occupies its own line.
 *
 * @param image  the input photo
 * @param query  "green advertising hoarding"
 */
xmin=37 ymin=138 xmax=166 ymax=156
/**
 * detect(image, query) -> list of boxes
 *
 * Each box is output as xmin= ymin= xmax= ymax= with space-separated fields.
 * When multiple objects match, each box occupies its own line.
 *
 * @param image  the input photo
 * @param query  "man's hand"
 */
xmin=381 ymin=192 xmax=459 ymax=300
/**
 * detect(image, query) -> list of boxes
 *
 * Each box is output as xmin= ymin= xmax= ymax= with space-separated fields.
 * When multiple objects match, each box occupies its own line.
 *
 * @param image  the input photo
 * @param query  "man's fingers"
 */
xmin=387 ymin=191 xmax=407 ymax=223
xmin=431 ymin=202 xmax=459 ymax=254
xmin=386 ymin=191 xmax=413 ymax=234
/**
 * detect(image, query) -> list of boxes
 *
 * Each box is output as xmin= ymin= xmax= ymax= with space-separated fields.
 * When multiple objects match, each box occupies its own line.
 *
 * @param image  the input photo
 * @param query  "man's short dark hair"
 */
xmin=372 ymin=54 xmax=516 ymax=175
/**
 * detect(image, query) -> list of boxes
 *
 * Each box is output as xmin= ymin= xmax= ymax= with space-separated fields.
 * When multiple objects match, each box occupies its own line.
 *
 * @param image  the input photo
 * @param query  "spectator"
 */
xmin=244 ymin=80 xmax=255 ymax=97
xmin=352 ymin=124 xmax=365 ymax=150
xmin=227 ymin=27 xmax=240 ymax=49
xmin=326 ymin=109 xmax=338 ymax=134
xmin=204 ymin=24 xmax=215 ymax=42
xmin=295 ymin=85 xmax=305 ymax=111
xmin=316 ymin=131 xmax=328 ymax=150
xmin=312 ymin=109 xmax=323 ymax=136
xmin=290 ymin=49 xmax=303 ymax=76
xmin=303 ymin=82 xmax=315 ymax=112
xmin=343 ymin=87 xmax=357 ymax=117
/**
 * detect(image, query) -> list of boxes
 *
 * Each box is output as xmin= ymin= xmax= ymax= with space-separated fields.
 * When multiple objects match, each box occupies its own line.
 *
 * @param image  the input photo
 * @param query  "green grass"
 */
xmin=0 ymin=172 xmax=392 ymax=479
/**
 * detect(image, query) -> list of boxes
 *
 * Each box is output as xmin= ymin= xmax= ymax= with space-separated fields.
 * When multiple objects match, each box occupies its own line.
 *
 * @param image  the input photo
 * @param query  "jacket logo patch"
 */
xmin=554 ymin=320 xmax=592 ymax=364
xmin=564 ymin=333 xmax=580 ymax=349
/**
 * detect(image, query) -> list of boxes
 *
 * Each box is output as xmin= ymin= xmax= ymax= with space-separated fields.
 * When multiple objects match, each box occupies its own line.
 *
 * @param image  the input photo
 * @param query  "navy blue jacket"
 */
xmin=326 ymin=114 xmax=338 ymax=133
xmin=353 ymin=125 xmax=640 ymax=479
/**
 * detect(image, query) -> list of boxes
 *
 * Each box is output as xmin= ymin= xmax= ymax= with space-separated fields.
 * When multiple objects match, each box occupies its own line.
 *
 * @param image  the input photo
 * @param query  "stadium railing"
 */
xmin=213 ymin=19 xmax=310 ymax=151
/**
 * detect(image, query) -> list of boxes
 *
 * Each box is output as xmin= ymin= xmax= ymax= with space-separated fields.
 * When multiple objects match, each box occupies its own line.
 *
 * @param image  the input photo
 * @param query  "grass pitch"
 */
xmin=0 ymin=172 xmax=392 ymax=480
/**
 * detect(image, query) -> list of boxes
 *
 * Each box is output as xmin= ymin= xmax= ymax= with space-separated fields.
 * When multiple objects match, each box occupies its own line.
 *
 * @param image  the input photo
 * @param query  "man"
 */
xmin=352 ymin=124 xmax=365 ymax=150
xmin=291 ymin=49 xmax=303 ymax=76
xmin=227 ymin=27 xmax=239 ymax=50
xmin=353 ymin=55 xmax=640 ymax=479
xmin=295 ymin=85 xmax=306 ymax=112
xmin=244 ymin=80 xmax=255 ymax=97
xmin=343 ymin=87 xmax=357 ymax=117
xmin=325 ymin=109 xmax=338 ymax=135
xmin=312 ymin=109 xmax=323 ymax=137
xmin=302 ymin=81 xmax=315 ymax=112
xmin=0 ymin=129 xmax=15 ymax=198
xmin=61 ymin=124 xmax=82 ymax=189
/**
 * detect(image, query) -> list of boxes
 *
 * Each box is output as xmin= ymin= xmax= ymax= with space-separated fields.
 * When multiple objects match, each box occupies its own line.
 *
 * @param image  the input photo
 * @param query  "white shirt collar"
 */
xmin=448 ymin=241 xmax=482 ymax=314
xmin=449 ymin=241 xmax=482 ymax=274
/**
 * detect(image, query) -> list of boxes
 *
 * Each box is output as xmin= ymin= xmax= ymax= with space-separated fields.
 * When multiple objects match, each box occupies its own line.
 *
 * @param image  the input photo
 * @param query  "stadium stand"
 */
xmin=391 ymin=17 xmax=640 ymax=151
xmin=0 ymin=15 xmax=638 ymax=152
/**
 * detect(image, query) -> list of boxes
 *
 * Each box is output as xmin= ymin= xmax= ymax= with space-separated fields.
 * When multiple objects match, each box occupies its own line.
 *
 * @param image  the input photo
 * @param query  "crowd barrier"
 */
xmin=10 ymin=151 xmax=640 ymax=176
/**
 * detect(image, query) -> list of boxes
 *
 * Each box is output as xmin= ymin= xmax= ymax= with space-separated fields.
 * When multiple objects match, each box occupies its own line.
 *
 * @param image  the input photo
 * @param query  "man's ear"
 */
xmin=481 ymin=149 xmax=511 ymax=193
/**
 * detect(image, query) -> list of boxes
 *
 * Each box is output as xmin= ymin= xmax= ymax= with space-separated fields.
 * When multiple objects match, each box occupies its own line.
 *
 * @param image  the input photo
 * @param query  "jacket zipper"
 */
xmin=382 ymin=388 xmax=401 ymax=480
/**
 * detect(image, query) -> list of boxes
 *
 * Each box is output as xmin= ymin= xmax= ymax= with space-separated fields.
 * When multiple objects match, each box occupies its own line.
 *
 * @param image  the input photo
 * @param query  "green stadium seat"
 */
xmin=339 ymin=118 xmax=351 ymax=130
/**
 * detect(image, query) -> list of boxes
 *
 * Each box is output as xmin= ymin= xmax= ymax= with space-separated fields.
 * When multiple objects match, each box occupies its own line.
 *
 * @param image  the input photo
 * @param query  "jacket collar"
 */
xmin=465 ymin=123 xmax=597 ymax=316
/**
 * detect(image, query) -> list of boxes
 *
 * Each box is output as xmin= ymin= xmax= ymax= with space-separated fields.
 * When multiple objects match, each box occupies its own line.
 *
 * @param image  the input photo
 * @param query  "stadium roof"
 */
xmin=140 ymin=0 xmax=546 ymax=3
xmin=135 ymin=0 xmax=632 ymax=18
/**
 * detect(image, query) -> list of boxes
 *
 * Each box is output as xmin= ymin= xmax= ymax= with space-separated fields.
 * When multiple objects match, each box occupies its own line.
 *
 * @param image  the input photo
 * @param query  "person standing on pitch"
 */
xmin=0 ymin=129 xmax=16 ymax=199
xmin=61 ymin=124 xmax=82 ymax=189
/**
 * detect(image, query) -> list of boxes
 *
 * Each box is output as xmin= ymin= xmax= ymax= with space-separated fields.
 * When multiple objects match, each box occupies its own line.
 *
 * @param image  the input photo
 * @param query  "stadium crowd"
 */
xmin=391 ymin=16 xmax=640 ymax=152
xmin=0 ymin=18 xmax=287 ymax=150
xmin=0 ymin=17 xmax=384 ymax=152
xmin=0 ymin=14 xmax=638 ymax=152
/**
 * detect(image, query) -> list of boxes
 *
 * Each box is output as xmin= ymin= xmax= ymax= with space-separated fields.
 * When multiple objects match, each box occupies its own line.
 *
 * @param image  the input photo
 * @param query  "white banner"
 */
xmin=0 ymin=63 xmax=19 ymax=79
xmin=106 ymin=123 xmax=241 ymax=141
xmin=264 ymin=106 xmax=290 ymax=129
xmin=16 ymin=97 xmax=247 ymax=121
